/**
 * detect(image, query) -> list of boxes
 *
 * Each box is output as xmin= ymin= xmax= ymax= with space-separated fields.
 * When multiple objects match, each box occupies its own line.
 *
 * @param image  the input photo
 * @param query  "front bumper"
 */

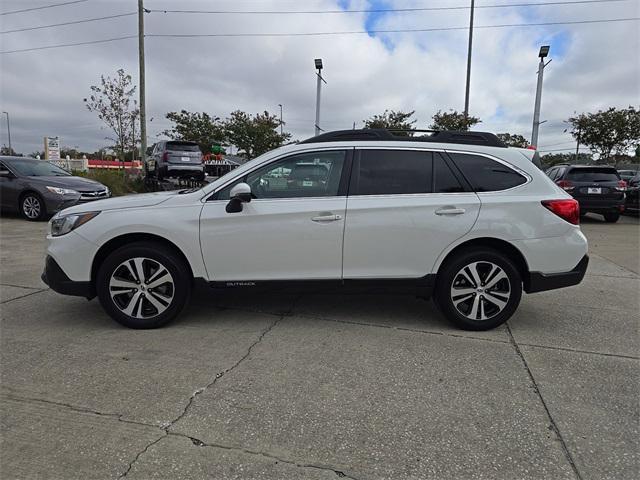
xmin=41 ymin=255 xmax=95 ymax=299
xmin=524 ymin=255 xmax=589 ymax=293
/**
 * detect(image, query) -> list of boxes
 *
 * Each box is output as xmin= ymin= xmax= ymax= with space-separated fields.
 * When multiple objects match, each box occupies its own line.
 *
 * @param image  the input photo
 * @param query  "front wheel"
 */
xmin=96 ymin=242 xmax=191 ymax=328
xmin=20 ymin=192 xmax=46 ymax=221
xmin=604 ymin=212 xmax=620 ymax=223
xmin=435 ymin=248 xmax=522 ymax=331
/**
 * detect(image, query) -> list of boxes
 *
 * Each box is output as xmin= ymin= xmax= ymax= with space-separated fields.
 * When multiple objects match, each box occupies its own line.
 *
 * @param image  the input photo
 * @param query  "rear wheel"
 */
xmin=96 ymin=242 xmax=191 ymax=328
xmin=20 ymin=192 xmax=46 ymax=221
xmin=435 ymin=248 xmax=522 ymax=331
xmin=604 ymin=212 xmax=620 ymax=223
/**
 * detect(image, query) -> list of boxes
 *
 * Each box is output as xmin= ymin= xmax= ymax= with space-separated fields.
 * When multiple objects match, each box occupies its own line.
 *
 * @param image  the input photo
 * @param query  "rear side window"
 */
xmin=449 ymin=153 xmax=527 ymax=192
xmin=351 ymin=150 xmax=432 ymax=195
xmin=166 ymin=141 xmax=201 ymax=152
xmin=566 ymin=168 xmax=620 ymax=182
xmin=433 ymin=154 xmax=464 ymax=193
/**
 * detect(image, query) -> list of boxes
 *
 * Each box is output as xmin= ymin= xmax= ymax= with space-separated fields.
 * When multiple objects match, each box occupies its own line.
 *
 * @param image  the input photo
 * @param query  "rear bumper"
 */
xmin=525 ymin=255 xmax=589 ymax=293
xmin=41 ymin=255 xmax=94 ymax=299
xmin=575 ymin=196 xmax=625 ymax=212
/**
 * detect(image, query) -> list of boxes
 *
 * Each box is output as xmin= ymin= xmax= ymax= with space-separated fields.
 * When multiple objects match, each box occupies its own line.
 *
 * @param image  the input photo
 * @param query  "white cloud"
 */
xmin=0 ymin=0 xmax=638 ymax=155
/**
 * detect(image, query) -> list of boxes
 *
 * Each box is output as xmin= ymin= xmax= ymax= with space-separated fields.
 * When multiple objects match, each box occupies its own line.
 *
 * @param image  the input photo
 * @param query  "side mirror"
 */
xmin=0 ymin=169 xmax=13 ymax=178
xmin=226 ymin=182 xmax=252 ymax=213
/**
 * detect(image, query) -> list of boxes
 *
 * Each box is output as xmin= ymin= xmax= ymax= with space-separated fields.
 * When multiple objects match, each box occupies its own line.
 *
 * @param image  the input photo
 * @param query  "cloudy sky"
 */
xmin=1 ymin=0 xmax=638 ymax=156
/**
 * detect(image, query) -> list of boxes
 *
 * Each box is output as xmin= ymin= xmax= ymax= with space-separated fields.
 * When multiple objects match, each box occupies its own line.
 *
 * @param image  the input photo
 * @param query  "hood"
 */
xmin=28 ymin=175 xmax=106 ymax=191
xmin=60 ymin=190 xmax=180 ymax=215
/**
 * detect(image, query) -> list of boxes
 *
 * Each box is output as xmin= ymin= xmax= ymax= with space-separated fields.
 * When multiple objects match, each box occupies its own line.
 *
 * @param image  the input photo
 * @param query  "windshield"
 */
xmin=9 ymin=159 xmax=71 ymax=177
xmin=567 ymin=168 xmax=620 ymax=182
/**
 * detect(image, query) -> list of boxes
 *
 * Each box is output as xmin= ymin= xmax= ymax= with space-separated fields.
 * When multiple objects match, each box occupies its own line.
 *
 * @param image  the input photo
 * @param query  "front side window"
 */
xmin=217 ymin=150 xmax=346 ymax=200
xmin=351 ymin=150 xmax=432 ymax=195
xmin=448 ymin=153 xmax=527 ymax=192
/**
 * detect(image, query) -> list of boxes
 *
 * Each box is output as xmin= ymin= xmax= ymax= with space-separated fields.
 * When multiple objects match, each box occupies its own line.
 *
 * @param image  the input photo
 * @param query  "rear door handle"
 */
xmin=435 ymin=207 xmax=466 ymax=216
xmin=311 ymin=214 xmax=342 ymax=222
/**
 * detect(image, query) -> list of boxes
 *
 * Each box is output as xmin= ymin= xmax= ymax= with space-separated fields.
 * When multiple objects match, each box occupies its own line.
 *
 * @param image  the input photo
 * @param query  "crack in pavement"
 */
xmin=517 ymin=342 xmax=640 ymax=360
xmin=175 ymin=432 xmax=360 ymax=480
xmin=506 ymin=323 xmax=583 ymax=480
xmin=0 ymin=288 xmax=48 ymax=304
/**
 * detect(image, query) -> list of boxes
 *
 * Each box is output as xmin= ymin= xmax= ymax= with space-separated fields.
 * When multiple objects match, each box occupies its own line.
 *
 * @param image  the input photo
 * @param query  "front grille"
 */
xmin=79 ymin=189 xmax=109 ymax=201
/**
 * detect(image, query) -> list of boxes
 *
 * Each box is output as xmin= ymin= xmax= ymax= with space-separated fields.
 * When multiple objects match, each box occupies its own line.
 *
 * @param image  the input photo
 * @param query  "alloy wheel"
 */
xmin=109 ymin=257 xmax=175 ymax=319
xmin=450 ymin=261 xmax=511 ymax=321
xmin=22 ymin=196 xmax=41 ymax=219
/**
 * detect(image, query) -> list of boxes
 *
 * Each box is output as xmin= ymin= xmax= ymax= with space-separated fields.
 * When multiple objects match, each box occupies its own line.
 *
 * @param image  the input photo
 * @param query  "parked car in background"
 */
xmin=624 ymin=173 xmax=640 ymax=215
xmin=42 ymin=129 xmax=588 ymax=331
xmin=0 ymin=156 xmax=110 ymax=221
xmin=617 ymin=169 xmax=638 ymax=183
xmin=546 ymin=164 xmax=626 ymax=222
xmin=146 ymin=141 xmax=204 ymax=181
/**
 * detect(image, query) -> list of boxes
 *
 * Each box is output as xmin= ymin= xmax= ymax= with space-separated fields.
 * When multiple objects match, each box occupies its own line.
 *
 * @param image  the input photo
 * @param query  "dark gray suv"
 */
xmin=146 ymin=140 xmax=204 ymax=181
xmin=0 ymin=156 xmax=110 ymax=221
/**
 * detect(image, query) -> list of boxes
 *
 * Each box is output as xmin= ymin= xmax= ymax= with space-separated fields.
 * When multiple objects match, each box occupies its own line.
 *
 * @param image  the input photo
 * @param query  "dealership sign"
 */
xmin=44 ymin=136 xmax=60 ymax=160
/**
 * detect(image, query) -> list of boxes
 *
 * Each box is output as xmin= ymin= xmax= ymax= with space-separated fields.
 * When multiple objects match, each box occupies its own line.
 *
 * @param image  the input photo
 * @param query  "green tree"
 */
xmin=540 ymin=152 xmax=593 ymax=168
xmin=567 ymin=106 xmax=640 ymax=165
xmin=429 ymin=109 xmax=481 ymax=131
xmin=83 ymin=69 xmax=139 ymax=160
xmin=364 ymin=110 xmax=416 ymax=135
xmin=496 ymin=133 xmax=530 ymax=148
xmin=224 ymin=110 xmax=291 ymax=159
xmin=162 ymin=110 xmax=225 ymax=153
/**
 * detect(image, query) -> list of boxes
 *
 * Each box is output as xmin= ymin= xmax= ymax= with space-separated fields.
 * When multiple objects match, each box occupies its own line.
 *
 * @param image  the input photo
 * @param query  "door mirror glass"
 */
xmin=226 ymin=182 xmax=251 ymax=213
xmin=0 ymin=169 xmax=12 ymax=178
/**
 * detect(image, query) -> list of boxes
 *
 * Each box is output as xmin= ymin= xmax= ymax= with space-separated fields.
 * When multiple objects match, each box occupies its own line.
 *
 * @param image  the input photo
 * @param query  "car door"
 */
xmin=0 ymin=161 xmax=21 ymax=210
xmin=199 ymin=149 xmax=351 ymax=281
xmin=342 ymin=149 xmax=480 ymax=279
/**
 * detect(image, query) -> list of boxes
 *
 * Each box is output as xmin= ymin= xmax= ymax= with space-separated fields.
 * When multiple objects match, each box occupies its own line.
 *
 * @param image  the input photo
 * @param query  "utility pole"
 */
xmin=278 ymin=104 xmax=283 ymax=135
xmin=574 ymin=125 xmax=581 ymax=163
xmin=138 ymin=0 xmax=147 ymax=172
xmin=2 ymin=111 xmax=11 ymax=153
xmin=463 ymin=0 xmax=475 ymax=121
xmin=314 ymin=58 xmax=326 ymax=136
xmin=531 ymin=45 xmax=551 ymax=148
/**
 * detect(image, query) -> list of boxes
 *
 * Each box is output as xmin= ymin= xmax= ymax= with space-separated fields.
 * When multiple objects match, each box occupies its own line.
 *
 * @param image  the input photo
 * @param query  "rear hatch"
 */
xmin=165 ymin=141 xmax=202 ymax=165
xmin=565 ymin=167 xmax=623 ymax=201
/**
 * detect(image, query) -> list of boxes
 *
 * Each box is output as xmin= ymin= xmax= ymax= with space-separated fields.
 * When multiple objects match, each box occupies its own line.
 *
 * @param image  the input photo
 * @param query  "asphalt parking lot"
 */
xmin=1 ymin=213 xmax=638 ymax=480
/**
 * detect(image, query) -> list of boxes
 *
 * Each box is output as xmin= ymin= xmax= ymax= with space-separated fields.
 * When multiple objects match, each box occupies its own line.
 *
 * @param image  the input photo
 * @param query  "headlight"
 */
xmin=50 ymin=211 xmax=100 ymax=237
xmin=46 ymin=186 xmax=78 ymax=195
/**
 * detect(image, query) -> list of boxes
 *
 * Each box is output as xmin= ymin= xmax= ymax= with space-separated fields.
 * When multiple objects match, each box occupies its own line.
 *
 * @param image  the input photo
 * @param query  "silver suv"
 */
xmin=146 ymin=141 xmax=204 ymax=181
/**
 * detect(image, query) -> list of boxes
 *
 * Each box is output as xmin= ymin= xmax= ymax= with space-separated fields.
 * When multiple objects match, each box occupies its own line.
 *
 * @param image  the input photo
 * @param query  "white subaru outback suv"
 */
xmin=42 ymin=129 xmax=588 ymax=330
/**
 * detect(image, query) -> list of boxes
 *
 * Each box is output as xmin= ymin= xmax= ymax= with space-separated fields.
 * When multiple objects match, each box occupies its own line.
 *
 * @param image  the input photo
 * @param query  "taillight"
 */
xmin=542 ymin=199 xmax=580 ymax=225
xmin=616 ymin=179 xmax=627 ymax=192
xmin=162 ymin=152 xmax=169 ymax=161
xmin=556 ymin=179 xmax=574 ymax=192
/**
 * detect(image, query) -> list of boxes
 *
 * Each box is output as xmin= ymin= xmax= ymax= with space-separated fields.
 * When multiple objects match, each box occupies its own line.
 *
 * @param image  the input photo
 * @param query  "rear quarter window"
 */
xmin=448 ymin=153 xmax=527 ymax=192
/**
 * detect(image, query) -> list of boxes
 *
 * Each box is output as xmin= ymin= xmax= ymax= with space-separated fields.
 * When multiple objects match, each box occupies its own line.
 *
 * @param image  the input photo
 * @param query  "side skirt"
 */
xmin=202 ymin=275 xmax=436 ymax=298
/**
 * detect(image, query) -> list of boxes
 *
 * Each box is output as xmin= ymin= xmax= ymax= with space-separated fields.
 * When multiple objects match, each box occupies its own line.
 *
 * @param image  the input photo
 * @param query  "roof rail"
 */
xmin=299 ymin=128 xmax=507 ymax=148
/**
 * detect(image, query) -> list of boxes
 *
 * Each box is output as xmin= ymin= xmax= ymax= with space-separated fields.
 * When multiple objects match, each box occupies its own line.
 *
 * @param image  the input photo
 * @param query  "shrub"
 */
xmin=74 ymin=169 xmax=145 ymax=196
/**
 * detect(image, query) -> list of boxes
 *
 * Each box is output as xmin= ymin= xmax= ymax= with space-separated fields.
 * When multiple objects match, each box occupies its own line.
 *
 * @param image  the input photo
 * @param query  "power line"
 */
xmin=0 ymin=35 xmax=136 ymax=54
xmin=147 ymin=17 xmax=640 ymax=38
xmin=2 ymin=16 xmax=637 ymax=54
xmin=147 ymin=0 xmax=632 ymax=15
xmin=0 ymin=12 xmax=136 ymax=35
xmin=0 ymin=0 xmax=89 ymax=16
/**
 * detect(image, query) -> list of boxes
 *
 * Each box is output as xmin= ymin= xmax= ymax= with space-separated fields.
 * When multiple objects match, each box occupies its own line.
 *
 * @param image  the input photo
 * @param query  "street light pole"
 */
xmin=278 ymin=103 xmax=283 ymax=136
xmin=138 ymin=0 xmax=147 ymax=171
xmin=531 ymin=45 xmax=551 ymax=148
xmin=314 ymin=58 xmax=326 ymax=136
xmin=463 ymin=0 xmax=475 ymax=120
xmin=2 ymin=111 xmax=11 ymax=153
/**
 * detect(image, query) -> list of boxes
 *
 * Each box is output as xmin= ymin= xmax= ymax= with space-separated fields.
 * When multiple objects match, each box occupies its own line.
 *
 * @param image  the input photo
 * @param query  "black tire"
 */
xmin=604 ymin=212 xmax=620 ymax=223
xmin=435 ymin=247 xmax=522 ymax=331
xmin=96 ymin=241 xmax=191 ymax=329
xmin=157 ymin=166 xmax=166 ymax=181
xmin=20 ymin=192 xmax=46 ymax=221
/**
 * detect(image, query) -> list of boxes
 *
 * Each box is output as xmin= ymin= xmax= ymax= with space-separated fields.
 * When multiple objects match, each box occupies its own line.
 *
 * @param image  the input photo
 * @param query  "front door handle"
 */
xmin=435 ymin=207 xmax=466 ymax=216
xmin=311 ymin=214 xmax=342 ymax=222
